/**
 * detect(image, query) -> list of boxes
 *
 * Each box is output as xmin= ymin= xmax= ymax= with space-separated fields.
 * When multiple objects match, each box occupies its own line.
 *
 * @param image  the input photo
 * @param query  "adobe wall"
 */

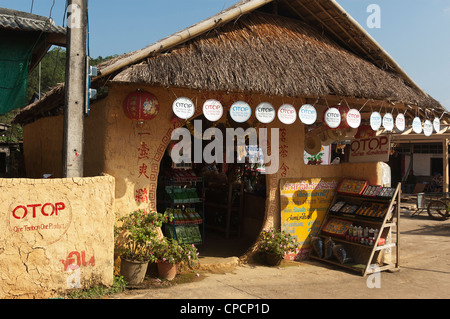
xmin=0 ymin=175 xmax=115 ymax=299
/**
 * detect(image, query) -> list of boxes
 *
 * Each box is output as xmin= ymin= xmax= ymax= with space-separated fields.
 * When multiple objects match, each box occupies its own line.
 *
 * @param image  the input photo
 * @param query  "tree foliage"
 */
xmin=0 ymin=47 xmax=118 ymax=143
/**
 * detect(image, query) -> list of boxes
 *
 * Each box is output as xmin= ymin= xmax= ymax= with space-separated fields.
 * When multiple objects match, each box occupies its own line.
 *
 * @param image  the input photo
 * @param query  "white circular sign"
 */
xmin=203 ymin=99 xmax=223 ymax=122
xmin=229 ymin=101 xmax=251 ymax=123
xmin=299 ymin=104 xmax=317 ymax=125
xmin=412 ymin=117 xmax=422 ymax=134
xmin=278 ymin=104 xmax=297 ymax=125
xmin=255 ymin=102 xmax=276 ymax=124
xmin=346 ymin=109 xmax=361 ymax=129
xmin=423 ymin=119 xmax=433 ymax=137
xmin=383 ymin=113 xmax=394 ymax=131
xmin=433 ymin=117 xmax=440 ymax=133
xmin=324 ymin=107 xmax=341 ymax=129
xmin=370 ymin=112 xmax=382 ymax=131
xmin=395 ymin=113 xmax=406 ymax=131
xmin=173 ymin=97 xmax=195 ymax=119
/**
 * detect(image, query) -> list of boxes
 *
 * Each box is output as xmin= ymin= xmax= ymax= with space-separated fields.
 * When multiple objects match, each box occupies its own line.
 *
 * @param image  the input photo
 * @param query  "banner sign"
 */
xmin=280 ymin=178 xmax=339 ymax=260
xmin=278 ymin=104 xmax=297 ymax=125
xmin=423 ymin=119 xmax=433 ymax=137
xmin=395 ymin=113 xmax=406 ymax=131
xmin=255 ymin=102 xmax=276 ymax=124
xmin=173 ymin=97 xmax=195 ymax=119
xmin=349 ymin=135 xmax=390 ymax=163
xmin=299 ymin=104 xmax=317 ymax=125
xmin=230 ymin=101 xmax=251 ymax=123
xmin=203 ymin=99 xmax=223 ymax=122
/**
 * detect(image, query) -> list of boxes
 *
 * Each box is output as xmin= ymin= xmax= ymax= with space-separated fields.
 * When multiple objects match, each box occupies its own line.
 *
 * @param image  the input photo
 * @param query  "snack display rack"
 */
xmin=310 ymin=179 xmax=400 ymax=276
xmin=163 ymin=173 xmax=205 ymax=248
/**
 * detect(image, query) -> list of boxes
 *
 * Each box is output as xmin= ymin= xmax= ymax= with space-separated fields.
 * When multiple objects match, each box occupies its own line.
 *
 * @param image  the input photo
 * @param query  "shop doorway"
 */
xmin=156 ymin=116 xmax=266 ymax=258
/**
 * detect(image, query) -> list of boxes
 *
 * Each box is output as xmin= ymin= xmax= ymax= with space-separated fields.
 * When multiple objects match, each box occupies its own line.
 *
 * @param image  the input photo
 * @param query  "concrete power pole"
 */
xmin=63 ymin=0 xmax=87 ymax=178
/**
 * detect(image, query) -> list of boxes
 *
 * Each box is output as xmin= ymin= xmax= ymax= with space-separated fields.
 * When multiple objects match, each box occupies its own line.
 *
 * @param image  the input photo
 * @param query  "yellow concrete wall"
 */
xmin=0 ymin=175 xmax=115 ymax=299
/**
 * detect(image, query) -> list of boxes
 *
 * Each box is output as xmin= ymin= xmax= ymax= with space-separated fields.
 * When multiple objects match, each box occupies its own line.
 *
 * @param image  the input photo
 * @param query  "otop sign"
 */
xmin=203 ymin=99 xmax=223 ymax=122
xmin=230 ymin=101 xmax=251 ymax=123
xmin=255 ymin=102 xmax=276 ymax=124
xmin=370 ymin=112 xmax=382 ymax=131
xmin=395 ymin=113 xmax=406 ymax=131
xmin=173 ymin=97 xmax=195 ymax=119
xmin=299 ymin=104 xmax=317 ymax=125
xmin=382 ymin=113 xmax=394 ymax=131
xmin=278 ymin=104 xmax=297 ymax=125
xmin=324 ymin=107 xmax=341 ymax=129
xmin=423 ymin=120 xmax=433 ymax=137
xmin=433 ymin=117 xmax=440 ymax=133
xmin=412 ymin=117 xmax=422 ymax=134
xmin=346 ymin=109 xmax=361 ymax=129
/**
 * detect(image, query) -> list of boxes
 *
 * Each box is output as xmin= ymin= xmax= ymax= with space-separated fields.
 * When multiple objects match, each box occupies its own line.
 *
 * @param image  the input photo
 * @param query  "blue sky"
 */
xmin=2 ymin=0 xmax=449 ymax=110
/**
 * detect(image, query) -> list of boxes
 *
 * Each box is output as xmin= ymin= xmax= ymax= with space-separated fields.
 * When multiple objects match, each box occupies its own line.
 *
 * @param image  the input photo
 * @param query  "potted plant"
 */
xmin=115 ymin=209 xmax=172 ymax=285
xmin=153 ymin=237 xmax=199 ymax=281
xmin=259 ymin=227 xmax=299 ymax=266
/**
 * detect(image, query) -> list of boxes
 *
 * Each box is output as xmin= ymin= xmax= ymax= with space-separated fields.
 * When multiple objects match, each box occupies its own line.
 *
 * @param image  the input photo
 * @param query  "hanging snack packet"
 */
xmin=311 ymin=237 xmax=324 ymax=258
xmin=333 ymin=245 xmax=352 ymax=264
xmin=324 ymin=237 xmax=335 ymax=260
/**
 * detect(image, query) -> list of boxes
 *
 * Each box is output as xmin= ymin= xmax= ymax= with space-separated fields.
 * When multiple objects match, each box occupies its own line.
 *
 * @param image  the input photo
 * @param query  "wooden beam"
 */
xmin=444 ymin=139 xmax=449 ymax=193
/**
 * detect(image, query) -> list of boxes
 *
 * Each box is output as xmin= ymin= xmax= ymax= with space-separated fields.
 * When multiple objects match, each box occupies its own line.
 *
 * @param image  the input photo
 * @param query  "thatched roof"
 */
xmin=14 ymin=0 xmax=445 ymax=125
xmin=112 ymin=12 xmax=440 ymax=109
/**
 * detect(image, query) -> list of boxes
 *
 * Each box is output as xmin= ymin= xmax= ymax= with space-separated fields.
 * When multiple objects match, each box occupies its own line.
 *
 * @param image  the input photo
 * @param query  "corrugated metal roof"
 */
xmin=0 ymin=7 xmax=65 ymax=34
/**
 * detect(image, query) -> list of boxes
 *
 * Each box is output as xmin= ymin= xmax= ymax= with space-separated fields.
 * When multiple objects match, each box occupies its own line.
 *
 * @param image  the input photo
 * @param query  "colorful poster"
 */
xmin=280 ymin=178 xmax=339 ymax=260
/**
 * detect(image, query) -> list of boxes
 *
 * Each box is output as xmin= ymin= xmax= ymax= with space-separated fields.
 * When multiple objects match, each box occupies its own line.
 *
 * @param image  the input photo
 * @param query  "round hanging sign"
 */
xmin=412 ymin=117 xmax=422 ymax=134
xmin=299 ymin=104 xmax=317 ymax=125
xmin=255 ymin=102 xmax=276 ymax=124
xmin=324 ymin=107 xmax=341 ymax=129
xmin=203 ymin=99 xmax=223 ymax=122
xmin=423 ymin=119 xmax=433 ymax=137
xmin=395 ymin=113 xmax=406 ymax=132
xmin=346 ymin=109 xmax=361 ymax=129
xmin=278 ymin=104 xmax=297 ymax=125
xmin=173 ymin=97 xmax=195 ymax=119
xmin=230 ymin=101 xmax=251 ymax=123
xmin=370 ymin=112 xmax=382 ymax=131
xmin=433 ymin=117 xmax=441 ymax=133
xmin=383 ymin=113 xmax=394 ymax=131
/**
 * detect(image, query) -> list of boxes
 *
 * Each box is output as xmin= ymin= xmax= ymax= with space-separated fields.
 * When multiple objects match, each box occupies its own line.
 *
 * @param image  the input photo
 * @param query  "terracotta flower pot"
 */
xmin=120 ymin=258 xmax=149 ymax=285
xmin=157 ymin=262 xmax=177 ymax=281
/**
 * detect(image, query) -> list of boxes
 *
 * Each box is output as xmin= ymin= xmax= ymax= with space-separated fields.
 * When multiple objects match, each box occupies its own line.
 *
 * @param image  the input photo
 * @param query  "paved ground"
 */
xmin=111 ymin=198 xmax=450 ymax=300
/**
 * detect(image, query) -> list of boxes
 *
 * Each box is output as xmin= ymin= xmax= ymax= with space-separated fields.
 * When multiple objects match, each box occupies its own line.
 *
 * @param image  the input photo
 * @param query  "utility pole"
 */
xmin=62 ymin=0 xmax=87 ymax=178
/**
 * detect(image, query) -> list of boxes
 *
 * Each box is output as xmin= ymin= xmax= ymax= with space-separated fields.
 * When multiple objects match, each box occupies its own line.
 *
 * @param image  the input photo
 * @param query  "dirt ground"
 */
xmin=111 ymin=196 xmax=450 ymax=300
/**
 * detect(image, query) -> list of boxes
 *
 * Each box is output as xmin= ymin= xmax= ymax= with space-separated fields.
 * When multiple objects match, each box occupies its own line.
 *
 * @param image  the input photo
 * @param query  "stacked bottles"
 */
xmin=345 ymin=224 xmax=380 ymax=246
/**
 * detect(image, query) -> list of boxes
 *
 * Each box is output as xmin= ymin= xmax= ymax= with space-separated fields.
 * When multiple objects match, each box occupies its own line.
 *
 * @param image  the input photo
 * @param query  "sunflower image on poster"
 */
xmin=280 ymin=178 xmax=339 ymax=260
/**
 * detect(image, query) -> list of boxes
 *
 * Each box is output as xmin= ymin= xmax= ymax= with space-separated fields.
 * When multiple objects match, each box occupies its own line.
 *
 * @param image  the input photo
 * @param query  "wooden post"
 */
xmin=62 ymin=0 xmax=87 ymax=178
xmin=444 ymin=139 xmax=449 ymax=193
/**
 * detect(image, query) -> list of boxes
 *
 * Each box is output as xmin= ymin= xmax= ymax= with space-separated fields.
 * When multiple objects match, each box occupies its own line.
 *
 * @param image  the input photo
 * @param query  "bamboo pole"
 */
xmin=444 ymin=139 xmax=449 ymax=193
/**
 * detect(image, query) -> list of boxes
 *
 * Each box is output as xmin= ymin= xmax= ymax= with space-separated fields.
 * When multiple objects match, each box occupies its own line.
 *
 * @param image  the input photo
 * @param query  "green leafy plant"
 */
xmin=115 ymin=209 xmax=173 ymax=262
xmin=65 ymin=276 xmax=127 ymax=299
xmin=153 ymin=237 xmax=199 ymax=266
xmin=259 ymin=227 xmax=299 ymax=256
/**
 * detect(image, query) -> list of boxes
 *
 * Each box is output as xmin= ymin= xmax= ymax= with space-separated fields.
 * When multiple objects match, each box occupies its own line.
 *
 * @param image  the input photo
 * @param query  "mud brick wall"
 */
xmin=0 ymin=175 xmax=115 ymax=299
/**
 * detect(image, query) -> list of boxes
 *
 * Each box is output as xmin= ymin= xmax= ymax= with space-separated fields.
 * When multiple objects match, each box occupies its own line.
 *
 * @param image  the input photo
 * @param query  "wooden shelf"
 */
xmin=311 ymin=182 xmax=401 ymax=277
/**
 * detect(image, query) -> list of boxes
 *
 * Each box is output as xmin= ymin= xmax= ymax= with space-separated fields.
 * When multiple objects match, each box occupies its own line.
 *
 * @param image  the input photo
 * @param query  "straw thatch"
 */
xmin=112 ymin=12 xmax=440 ymax=109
